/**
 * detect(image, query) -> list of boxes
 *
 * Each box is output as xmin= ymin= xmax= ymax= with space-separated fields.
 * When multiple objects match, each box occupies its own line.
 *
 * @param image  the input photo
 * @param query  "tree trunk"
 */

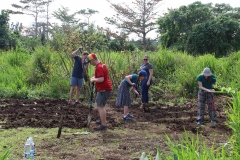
xmin=143 ymin=33 xmax=147 ymax=52
xmin=143 ymin=0 xmax=147 ymax=52
xmin=46 ymin=2 xmax=49 ymax=40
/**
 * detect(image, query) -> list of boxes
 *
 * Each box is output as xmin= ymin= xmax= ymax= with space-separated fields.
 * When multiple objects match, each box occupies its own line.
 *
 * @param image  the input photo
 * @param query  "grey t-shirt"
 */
xmin=140 ymin=63 xmax=153 ymax=77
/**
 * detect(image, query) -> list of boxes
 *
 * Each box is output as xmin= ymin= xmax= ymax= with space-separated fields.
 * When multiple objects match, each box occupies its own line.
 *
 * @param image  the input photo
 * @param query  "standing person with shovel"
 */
xmin=68 ymin=47 xmax=89 ymax=105
xmin=197 ymin=67 xmax=217 ymax=126
xmin=87 ymin=53 xmax=112 ymax=131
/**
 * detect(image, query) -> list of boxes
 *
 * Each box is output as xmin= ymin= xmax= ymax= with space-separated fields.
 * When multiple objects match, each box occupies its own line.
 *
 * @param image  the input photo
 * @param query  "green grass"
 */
xmin=1 ymin=47 xmax=240 ymax=99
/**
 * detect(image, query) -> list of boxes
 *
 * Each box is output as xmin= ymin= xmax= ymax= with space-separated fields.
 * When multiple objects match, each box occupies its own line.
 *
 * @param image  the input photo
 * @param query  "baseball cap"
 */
xmin=87 ymin=53 xmax=97 ymax=63
xmin=139 ymin=70 xmax=147 ymax=77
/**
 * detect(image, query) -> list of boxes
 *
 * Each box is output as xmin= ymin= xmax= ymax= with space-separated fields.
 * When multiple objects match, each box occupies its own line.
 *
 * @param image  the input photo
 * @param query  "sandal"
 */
xmin=68 ymin=100 xmax=73 ymax=105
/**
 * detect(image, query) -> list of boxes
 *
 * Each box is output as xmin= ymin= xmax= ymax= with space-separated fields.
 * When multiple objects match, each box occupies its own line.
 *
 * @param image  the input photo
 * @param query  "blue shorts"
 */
xmin=70 ymin=77 xmax=84 ymax=87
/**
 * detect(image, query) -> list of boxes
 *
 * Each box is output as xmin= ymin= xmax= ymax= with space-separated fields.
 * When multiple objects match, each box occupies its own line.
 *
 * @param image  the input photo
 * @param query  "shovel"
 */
xmin=211 ymin=93 xmax=215 ymax=126
xmin=86 ymin=83 xmax=94 ymax=127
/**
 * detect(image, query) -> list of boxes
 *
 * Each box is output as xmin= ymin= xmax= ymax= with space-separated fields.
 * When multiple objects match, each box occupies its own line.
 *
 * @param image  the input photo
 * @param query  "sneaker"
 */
xmin=123 ymin=115 xmax=133 ymax=120
xmin=75 ymin=101 xmax=81 ymax=105
xmin=127 ymin=114 xmax=134 ymax=119
xmin=197 ymin=119 xmax=203 ymax=125
xmin=94 ymin=125 xmax=107 ymax=131
xmin=95 ymin=120 xmax=101 ymax=125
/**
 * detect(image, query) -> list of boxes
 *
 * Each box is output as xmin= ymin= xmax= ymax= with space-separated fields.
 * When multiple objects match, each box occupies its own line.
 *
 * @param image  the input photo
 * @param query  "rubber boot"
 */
xmin=143 ymin=103 xmax=150 ymax=113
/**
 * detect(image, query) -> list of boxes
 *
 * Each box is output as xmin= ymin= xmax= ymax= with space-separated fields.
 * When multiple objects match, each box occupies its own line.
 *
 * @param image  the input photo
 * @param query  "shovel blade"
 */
xmin=87 ymin=114 xmax=92 ymax=126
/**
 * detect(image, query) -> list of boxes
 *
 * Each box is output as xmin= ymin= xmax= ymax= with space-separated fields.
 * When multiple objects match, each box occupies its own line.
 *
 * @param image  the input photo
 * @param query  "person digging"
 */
xmin=197 ymin=67 xmax=217 ymax=126
xmin=116 ymin=70 xmax=147 ymax=120
xmin=87 ymin=53 xmax=112 ymax=131
xmin=68 ymin=47 xmax=89 ymax=105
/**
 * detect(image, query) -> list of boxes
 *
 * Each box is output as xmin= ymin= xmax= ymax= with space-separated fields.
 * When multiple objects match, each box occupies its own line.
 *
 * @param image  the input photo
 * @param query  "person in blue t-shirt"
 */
xmin=68 ymin=47 xmax=88 ymax=104
xmin=197 ymin=67 xmax=217 ymax=126
xmin=116 ymin=70 xmax=147 ymax=120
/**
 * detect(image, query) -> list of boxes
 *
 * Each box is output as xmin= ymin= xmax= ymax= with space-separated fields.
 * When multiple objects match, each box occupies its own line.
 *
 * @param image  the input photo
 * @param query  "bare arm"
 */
xmin=71 ymin=48 xmax=80 ymax=58
xmin=126 ymin=75 xmax=140 ymax=96
xmin=148 ymin=69 xmax=153 ymax=83
xmin=125 ymin=75 xmax=135 ymax=86
xmin=198 ymin=81 xmax=215 ymax=92
xmin=90 ymin=77 xmax=104 ymax=83
xmin=132 ymin=86 xmax=140 ymax=95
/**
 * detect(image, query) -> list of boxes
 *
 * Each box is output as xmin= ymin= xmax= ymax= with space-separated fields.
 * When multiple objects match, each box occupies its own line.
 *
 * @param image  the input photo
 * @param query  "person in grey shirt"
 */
xmin=68 ymin=47 xmax=88 ymax=104
xmin=139 ymin=55 xmax=153 ymax=111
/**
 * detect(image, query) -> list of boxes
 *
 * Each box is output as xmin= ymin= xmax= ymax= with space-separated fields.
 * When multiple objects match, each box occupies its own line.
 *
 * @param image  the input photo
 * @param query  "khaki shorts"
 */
xmin=96 ymin=91 xmax=111 ymax=107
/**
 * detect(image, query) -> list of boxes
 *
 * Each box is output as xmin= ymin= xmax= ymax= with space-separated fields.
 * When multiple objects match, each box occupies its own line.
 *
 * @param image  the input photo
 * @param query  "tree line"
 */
xmin=1 ymin=0 xmax=240 ymax=56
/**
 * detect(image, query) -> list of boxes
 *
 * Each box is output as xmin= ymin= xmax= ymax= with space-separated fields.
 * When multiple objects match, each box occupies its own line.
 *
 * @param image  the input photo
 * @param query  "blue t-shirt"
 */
xmin=197 ymin=74 xmax=216 ymax=89
xmin=71 ymin=56 xmax=88 ymax=78
xmin=123 ymin=74 xmax=138 ymax=87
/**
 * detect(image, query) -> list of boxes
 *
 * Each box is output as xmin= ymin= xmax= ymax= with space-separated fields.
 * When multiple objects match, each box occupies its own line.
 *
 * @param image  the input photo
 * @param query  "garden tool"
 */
xmin=57 ymin=105 xmax=64 ymax=138
xmin=211 ymin=93 xmax=215 ymax=126
xmin=86 ymin=82 xmax=94 ymax=127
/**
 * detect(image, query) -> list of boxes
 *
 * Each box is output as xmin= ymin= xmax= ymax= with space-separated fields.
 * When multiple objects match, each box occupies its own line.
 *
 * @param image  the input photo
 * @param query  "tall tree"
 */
xmin=105 ymin=0 xmax=162 ymax=51
xmin=52 ymin=6 xmax=79 ymax=31
xmin=76 ymin=8 xmax=98 ymax=28
xmin=0 ymin=10 xmax=10 ymax=50
xmin=11 ymin=0 xmax=48 ymax=37
xmin=44 ymin=0 xmax=53 ymax=40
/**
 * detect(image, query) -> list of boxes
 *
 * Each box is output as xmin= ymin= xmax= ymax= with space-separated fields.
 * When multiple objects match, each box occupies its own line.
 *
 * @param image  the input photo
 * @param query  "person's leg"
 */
xmin=145 ymin=85 xmax=150 ymax=103
xmin=123 ymin=106 xmax=129 ymax=117
xmin=94 ymin=91 xmax=111 ymax=130
xmin=97 ymin=106 xmax=107 ymax=126
xmin=69 ymin=77 xmax=77 ymax=104
xmin=75 ymin=78 xmax=83 ymax=102
xmin=69 ymin=86 xmax=75 ymax=103
xmin=75 ymin=86 xmax=81 ymax=102
xmin=141 ymin=80 xmax=148 ymax=103
xmin=197 ymin=89 xmax=206 ymax=124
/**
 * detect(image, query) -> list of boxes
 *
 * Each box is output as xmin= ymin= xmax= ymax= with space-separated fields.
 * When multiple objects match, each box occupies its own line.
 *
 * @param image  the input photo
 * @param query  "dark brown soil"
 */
xmin=0 ymin=97 xmax=231 ymax=134
xmin=0 ymin=96 xmax=232 ymax=159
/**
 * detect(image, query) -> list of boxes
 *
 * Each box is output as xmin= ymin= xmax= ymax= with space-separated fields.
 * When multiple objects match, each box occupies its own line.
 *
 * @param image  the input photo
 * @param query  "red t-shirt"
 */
xmin=95 ymin=62 xmax=112 ymax=92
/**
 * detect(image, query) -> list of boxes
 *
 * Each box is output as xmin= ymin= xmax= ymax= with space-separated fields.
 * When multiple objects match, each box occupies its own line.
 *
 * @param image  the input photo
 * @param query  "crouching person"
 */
xmin=197 ymin=67 xmax=217 ymax=126
xmin=116 ymin=70 xmax=147 ymax=120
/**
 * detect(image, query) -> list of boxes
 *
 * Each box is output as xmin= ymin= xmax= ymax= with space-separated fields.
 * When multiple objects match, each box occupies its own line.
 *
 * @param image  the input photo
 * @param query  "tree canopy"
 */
xmin=105 ymin=0 xmax=162 ymax=51
xmin=157 ymin=2 xmax=240 ymax=56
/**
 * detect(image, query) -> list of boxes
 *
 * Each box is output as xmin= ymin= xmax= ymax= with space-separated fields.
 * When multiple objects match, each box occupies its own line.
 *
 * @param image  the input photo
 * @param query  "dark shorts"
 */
xmin=96 ymin=91 xmax=111 ymax=107
xmin=70 ymin=77 xmax=84 ymax=87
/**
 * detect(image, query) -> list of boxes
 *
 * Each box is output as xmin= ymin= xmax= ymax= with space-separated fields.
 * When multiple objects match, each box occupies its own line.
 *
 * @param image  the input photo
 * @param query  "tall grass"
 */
xmin=226 ymin=91 xmax=240 ymax=159
xmin=0 ymin=47 xmax=240 ymax=99
xmin=0 ymin=147 xmax=11 ymax=160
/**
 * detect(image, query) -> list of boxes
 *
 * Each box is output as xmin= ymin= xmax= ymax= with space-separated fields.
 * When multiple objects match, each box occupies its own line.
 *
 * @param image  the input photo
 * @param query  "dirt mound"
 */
xmin=0 ymin=97 xmax=232 ymax=136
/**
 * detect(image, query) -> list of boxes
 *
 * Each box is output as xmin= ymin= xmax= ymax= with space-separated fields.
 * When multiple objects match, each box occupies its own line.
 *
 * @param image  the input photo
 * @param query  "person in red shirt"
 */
xmin=87 ymin=53 xmax=112 ymax=131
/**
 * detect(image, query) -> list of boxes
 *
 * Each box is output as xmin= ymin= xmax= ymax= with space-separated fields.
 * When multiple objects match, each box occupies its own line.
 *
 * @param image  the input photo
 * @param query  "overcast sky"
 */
xmin=1 ymin=0 xmax=240 ymax=39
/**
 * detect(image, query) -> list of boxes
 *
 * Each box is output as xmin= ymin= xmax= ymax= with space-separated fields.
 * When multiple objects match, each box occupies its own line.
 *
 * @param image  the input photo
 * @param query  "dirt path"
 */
xmin=0 ymin=97 xmax=232 ymax=159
